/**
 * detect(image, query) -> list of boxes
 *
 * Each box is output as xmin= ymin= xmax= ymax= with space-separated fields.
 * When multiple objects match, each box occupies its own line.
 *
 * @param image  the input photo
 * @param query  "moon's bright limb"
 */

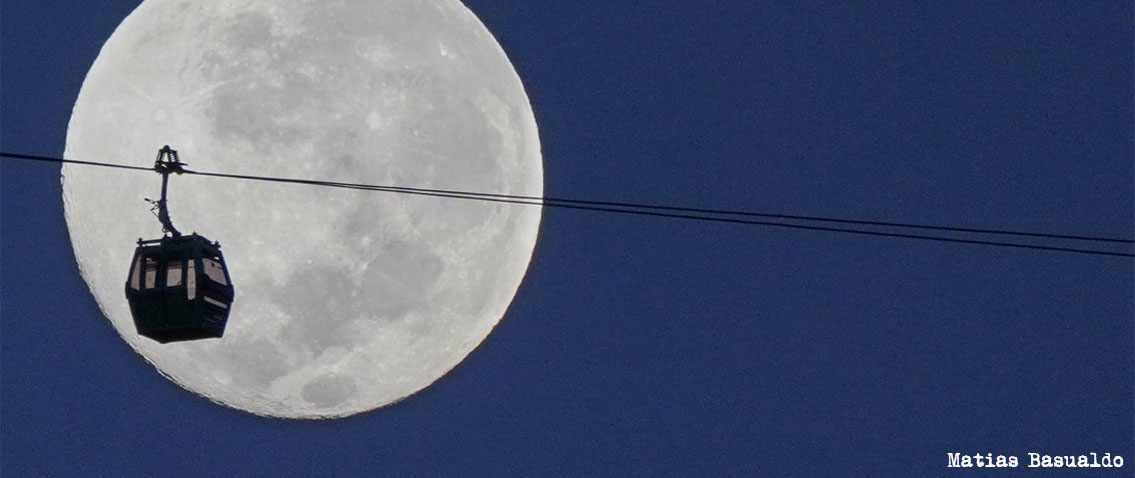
xmin=63 ymin=0 xmax=542 ymax=418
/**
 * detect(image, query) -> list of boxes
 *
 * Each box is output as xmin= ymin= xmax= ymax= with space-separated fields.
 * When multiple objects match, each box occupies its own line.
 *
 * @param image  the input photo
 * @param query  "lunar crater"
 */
xmin=301 ymin=374 xmax=359 ymax=407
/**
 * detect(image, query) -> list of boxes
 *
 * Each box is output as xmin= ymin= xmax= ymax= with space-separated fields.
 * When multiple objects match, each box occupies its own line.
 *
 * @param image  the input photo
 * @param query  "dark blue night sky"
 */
xmin=2 ymin=1 xmax=1132 ymax=476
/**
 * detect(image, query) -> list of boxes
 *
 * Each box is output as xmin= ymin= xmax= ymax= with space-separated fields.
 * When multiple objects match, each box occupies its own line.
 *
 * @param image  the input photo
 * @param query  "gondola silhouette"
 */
xmin=124 ymin=146 xmax=234 ymax=343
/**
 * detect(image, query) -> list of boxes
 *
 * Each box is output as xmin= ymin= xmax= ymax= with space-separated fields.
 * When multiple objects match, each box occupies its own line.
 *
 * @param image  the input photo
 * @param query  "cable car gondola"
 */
xmin=124 ymin=146 xmax=234 ymax=343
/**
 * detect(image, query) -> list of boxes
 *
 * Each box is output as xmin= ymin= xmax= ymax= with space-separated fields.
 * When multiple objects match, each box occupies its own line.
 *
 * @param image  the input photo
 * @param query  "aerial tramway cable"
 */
xmin=3 ymin=150 xmax=1132 ymax=258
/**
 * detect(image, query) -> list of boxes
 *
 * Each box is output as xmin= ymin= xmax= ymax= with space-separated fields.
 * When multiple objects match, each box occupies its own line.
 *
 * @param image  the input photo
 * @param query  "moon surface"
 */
xmin=63 ymin=0 xmax=542 ymax=418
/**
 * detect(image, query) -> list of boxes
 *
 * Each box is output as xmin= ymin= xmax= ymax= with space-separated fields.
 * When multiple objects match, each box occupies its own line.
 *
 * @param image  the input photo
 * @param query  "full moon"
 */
xmin=62 ymin=0 xmax=542 ymax=418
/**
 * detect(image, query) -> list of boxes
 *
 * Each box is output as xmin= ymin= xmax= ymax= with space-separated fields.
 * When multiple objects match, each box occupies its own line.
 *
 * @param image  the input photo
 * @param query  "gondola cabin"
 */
xmin=125 ymin=234 xmax=234 ymax=343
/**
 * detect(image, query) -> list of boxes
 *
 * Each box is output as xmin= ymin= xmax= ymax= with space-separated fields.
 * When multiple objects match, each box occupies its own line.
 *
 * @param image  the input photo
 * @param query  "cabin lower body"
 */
xmin=125 ymin=234 xmax=235 ymax=344
xmin=128 ymin=288 xmax=229 ymax=343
